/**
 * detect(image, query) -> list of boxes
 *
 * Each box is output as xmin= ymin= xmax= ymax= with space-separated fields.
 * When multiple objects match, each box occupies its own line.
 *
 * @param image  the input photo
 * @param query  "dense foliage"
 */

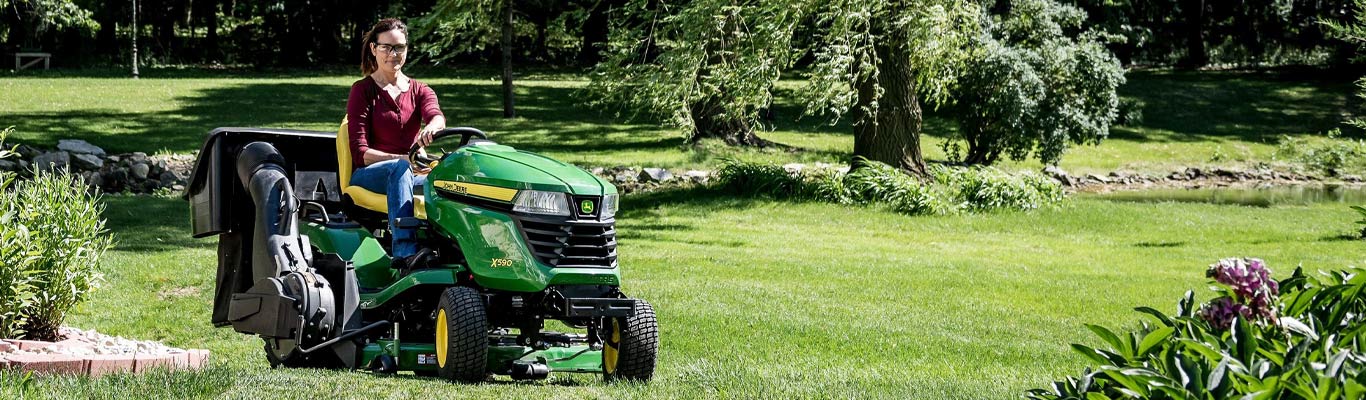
xmin=945 ymin=0 xmax=1125 ymax=166
xmin=1029 ymin=259 xmax=1366 ymax=399
xmin=1322 ymin=0 xmax=1366 ymax=131
xmin=1273 ymin=129 xmax=1366 ymax=177
xmin=0 ymin=130 xmax=111 ymax=341
xmin=716 ymin=160 xmax=1063 ymax=215
xmin=3 ymin=0 xmax=1360 ymax=70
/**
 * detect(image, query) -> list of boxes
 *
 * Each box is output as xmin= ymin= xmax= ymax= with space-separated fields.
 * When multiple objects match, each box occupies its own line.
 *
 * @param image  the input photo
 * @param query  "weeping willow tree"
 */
xmin=591 ymin=0 xmax=979 ymax=175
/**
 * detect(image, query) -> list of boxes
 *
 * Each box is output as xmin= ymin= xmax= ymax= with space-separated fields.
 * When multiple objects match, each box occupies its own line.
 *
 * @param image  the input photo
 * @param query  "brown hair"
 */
xmin=360 ymin=18 xmax=409 ymax=76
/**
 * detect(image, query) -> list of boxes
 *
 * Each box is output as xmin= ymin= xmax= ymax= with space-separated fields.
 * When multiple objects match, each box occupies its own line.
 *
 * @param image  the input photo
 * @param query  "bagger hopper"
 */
xmin=187 ymin=123 xmax=658 ymax=381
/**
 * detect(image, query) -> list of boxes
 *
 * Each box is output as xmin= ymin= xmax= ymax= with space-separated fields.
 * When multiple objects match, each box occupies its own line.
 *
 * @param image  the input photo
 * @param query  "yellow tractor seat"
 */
xmin=336 ymin=117 xmax=426 ymax=219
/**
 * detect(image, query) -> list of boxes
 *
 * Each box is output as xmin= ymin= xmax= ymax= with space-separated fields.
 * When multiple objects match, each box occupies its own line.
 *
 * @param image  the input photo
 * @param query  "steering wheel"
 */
xmin=408 ymin=127 xmax=489 ymax=167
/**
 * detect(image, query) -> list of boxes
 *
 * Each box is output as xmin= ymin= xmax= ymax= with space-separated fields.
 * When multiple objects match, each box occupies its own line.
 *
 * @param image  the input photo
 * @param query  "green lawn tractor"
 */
xmin=187 ymin=124 xmax=658 ymax=382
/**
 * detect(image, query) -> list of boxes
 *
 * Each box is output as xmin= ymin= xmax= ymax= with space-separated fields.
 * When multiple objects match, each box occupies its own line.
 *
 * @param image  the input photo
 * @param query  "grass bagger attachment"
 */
xmin=186 ymin=124 xmax=658 ymax=382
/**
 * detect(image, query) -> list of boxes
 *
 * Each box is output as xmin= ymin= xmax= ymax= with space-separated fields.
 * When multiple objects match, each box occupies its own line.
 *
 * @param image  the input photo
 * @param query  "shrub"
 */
xmin=835 ymin=162 xmax=944 ymax=215
xmin=945 ymin=0 xmax=1125 ymax=166
xmin=1027 ymin=259 xmax=1366 ymax=399
xmin=715 ymin=160 xmax=1063 ymax=215
xmin=1351 ymin=205 xmax=1366 ymax=240
xmin=715 ymin=161 xmax=806 ymax=198
xmin=931 ymin=165 xmax=1065 ymax=212
xmin=0 ymin=127 xmax=38 ymax=339
xmin=1274 ymin=129 xmax=1366 ymax=177
xmin=0 ymin=167 xmax=111 ymax=341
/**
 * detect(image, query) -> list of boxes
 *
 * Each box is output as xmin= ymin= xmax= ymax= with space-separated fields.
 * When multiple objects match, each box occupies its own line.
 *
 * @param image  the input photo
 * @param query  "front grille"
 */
xmin=517 ymin=218 xmax=617 ymax=268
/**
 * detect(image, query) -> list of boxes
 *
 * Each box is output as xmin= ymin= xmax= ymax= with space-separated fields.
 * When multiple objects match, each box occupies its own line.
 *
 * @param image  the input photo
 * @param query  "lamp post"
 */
xmin=131 ymin=0 xmax=139 ymax=79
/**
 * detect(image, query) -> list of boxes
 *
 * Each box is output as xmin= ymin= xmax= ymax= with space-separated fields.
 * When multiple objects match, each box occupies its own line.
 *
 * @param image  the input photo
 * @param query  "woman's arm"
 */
xmin=346 ymin=83 xmax=374 ymax=167
xmin=416 ymin=83 xmax=446 ymax=147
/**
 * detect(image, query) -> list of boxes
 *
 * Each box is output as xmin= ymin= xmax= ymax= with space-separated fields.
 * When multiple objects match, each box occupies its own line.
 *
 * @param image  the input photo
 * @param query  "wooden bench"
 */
xmin=14 ymin=52 xmax=51 ymax=70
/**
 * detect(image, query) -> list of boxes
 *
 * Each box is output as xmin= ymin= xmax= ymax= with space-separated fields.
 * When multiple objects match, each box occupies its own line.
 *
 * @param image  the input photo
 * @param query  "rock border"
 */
xmin=0 ymin=328 xmax=210 ymax=377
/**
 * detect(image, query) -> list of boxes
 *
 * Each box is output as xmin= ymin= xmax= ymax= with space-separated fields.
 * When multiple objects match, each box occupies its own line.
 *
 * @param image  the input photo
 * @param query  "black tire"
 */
xmin=603 ymin=299 xmax=659 ymax=383
xmin=436 ymin=286 xmax=489 ymax=383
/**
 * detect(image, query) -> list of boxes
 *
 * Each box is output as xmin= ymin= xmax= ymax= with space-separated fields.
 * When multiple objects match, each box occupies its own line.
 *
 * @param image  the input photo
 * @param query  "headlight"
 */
xmin=601 ymin=193 xmax=619 ymax=218
xmin=512 ymin=190 xmax=571 ymax=216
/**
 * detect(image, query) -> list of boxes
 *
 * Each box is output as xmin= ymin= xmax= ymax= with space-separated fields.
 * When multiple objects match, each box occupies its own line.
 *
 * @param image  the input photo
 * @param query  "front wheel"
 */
xmin=603 ymin=299 xmax=659 ymax=382
xmin=436 ymin=286 xmax=489 ymax=383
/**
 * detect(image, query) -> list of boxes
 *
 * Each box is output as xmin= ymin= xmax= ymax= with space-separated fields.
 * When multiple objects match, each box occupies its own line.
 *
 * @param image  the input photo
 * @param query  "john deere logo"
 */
xmin=580 ymin=199 xmax=595 ymax=214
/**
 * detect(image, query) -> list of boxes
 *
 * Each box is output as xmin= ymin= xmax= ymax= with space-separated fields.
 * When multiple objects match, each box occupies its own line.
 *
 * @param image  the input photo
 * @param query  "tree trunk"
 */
xmin=205 ymin=0 xmax=219 ymax=61
xmin=1179 ymin=0 xmax=1207 ymax=69
xmin=688 ymin=94 xmax=766 ymax=146
xmin=578 ymin=0 xmax=615 ymax=66
xmin=852 ymin=39 xmax=927 ymax=176
xmin=501 ymin=0 xmax=516 ymax=118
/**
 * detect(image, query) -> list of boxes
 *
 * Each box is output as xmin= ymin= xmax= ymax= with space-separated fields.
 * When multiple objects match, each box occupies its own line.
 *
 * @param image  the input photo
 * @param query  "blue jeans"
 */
xmin=349 ymin=159 xmax=426 ymax=259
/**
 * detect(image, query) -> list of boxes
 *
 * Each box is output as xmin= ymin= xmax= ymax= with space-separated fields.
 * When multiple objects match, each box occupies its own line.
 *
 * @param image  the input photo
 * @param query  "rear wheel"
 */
xmin=436 ymin=286 xmax=489 ymax=383
xmin=603 ymin=299 xmax=659 ymax=382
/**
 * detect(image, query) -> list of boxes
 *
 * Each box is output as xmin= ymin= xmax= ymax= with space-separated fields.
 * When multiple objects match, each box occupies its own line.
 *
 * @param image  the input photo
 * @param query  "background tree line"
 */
xmin=2 ymin=0 xmax=1361 ymax=173
xmin=3 ymin=0 xmax=1359 ymax=69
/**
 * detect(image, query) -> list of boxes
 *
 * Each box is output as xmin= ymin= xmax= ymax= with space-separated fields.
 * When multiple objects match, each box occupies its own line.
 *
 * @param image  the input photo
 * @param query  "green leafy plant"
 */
xmin=4 ymin=167 xmax=112 ymax=339
xmin=0 ymin=126 xmax=37 ymax=339
xmin=1028 ymin=259 xmax=1366 ymax=399
xmin=1274 ymin=129 xmax=1366 ymax=177
xmin=715 ymin=160 xmax=1063 ymax=215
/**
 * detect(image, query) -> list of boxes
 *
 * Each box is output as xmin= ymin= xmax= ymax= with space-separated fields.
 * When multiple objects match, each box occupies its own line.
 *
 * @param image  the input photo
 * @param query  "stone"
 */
xmin=6 ymin=353 xmax=87 ymax=376
xmin=71 ymin=153 xmax=104 ymax=171
xmin=1043 ymin=165 xmax=1073 ymax=186
xmin=1169 ymin=172 xmax=1187 ymax=181
xmin=86 ymin=354 xmax=136 ymax=376
xmin=1184 ymin=167 xmax=1203 ymax=179
xmin=782 ymin=163 xmax=805 ymax=174
xmin=106 ymin=155 xmax=120 ymax=163
xmin=0 ymin=159 xmax=15 ymax=171
xmin=1344 ymin=175 xmax=1363 ymax=183
xmin=131 ymin=162 xmax=151 ymax=179
xmin=128 ymin=152 xmax=149 ymax=165
xmin=0 ymin=341 xmax=15 ymax=353
xmin=638 ymin=168 xmax=673 ymax=183
xmin=1085 ymin=173 xmax=1110 ymax=184
xmin=15 ymin=144 xmax=41 ymax=160
xmin=86 ymin=172 xmax=103 ymax=189
xmin=33 ymin=151 xmax=71 ymax=173
xmin=590 ymin=167 xmax=605 ymax=175
xmin=133 ymin=353 xmax=177 ymax=372
xmin=684 ymin=170 xmax=711 ymax=183
xmin=57 ymin=139 xmax=106 ymax=157
xmin=613 ymin=171 xmax=637 ymax=184
xmin=159 ymin=170 xmax=183 ymax=187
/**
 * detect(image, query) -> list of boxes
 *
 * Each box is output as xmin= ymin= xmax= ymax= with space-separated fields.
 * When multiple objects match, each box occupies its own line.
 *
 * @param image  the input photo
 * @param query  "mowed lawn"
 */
xmin=0 ymin=191 xmax=1360 ymax=399
xmin=0 ymin=68 xmax=1357 ymax=174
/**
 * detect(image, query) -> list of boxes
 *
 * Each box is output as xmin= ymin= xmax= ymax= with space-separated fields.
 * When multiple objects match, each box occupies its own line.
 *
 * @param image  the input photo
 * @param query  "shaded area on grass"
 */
xmin=1113 ymin=69 xmax=1356 ymax=143
xmin=101 ymin=196 xmax=209 ymax=252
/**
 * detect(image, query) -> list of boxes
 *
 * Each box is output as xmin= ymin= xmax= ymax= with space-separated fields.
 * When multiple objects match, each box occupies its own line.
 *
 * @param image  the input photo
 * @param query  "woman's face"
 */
xmin=370 ymin=29 xmax=408 ymax=74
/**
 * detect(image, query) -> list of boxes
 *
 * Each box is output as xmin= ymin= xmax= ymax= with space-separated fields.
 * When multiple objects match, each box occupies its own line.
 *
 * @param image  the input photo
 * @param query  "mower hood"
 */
xmin=429 ymin=143 xmax=616 ymax=196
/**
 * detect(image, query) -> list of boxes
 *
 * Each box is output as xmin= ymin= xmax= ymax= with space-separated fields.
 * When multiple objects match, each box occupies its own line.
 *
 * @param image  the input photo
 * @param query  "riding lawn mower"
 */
xmin=186 ymin=121 xmax=658 ymax=382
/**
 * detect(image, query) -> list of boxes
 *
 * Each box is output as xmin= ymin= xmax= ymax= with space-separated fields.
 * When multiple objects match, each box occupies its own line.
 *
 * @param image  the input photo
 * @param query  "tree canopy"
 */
xmin=946 ymin=0 xmax=1125 ymax=166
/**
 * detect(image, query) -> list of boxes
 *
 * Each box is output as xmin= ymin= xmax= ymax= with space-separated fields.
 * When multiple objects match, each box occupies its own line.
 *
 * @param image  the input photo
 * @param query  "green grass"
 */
xmin=1 ymin=192 xmax=1361 ymax=399
xmin=1 ymin=68 xmax=1356 ymax=173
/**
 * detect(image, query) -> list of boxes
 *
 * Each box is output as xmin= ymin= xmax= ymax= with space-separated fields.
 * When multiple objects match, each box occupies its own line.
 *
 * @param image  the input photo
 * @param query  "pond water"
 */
xmin=1087 ymin=185 xmax=1366 ymax=207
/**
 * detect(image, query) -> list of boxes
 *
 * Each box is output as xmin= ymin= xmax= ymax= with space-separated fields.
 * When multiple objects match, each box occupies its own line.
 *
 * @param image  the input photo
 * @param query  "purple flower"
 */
xmin=1198 ymin=297 xmax=1251 ymax=331
xmin=1201 ymin=258 xmax=1280 ymax=329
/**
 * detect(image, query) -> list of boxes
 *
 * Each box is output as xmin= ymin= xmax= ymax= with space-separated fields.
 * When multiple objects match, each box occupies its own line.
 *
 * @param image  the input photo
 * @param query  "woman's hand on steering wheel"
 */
xmin=407 ymin=127 xmax=490 ymax=173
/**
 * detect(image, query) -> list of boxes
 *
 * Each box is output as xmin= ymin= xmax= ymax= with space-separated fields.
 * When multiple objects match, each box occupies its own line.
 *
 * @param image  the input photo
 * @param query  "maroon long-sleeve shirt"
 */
xmin=346 ymin=77 xmax=444 ymax=168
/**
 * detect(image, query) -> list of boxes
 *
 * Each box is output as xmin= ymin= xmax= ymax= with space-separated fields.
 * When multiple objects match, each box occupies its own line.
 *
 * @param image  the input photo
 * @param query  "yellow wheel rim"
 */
xmin=603 ymin=319 xmax=621 ymax=374
xmin=436 ymin=309 xmax=448 ymax=368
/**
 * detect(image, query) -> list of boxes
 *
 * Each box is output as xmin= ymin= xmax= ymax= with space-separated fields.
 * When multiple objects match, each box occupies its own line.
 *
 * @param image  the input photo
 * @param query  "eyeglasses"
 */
xmin=374 ymin=42 xmax=409 ymax=56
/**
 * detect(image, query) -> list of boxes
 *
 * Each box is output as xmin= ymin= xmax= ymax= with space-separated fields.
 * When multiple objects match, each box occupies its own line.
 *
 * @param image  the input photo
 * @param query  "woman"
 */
xmin=346 ymin=18 xmax=445 ymax=268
